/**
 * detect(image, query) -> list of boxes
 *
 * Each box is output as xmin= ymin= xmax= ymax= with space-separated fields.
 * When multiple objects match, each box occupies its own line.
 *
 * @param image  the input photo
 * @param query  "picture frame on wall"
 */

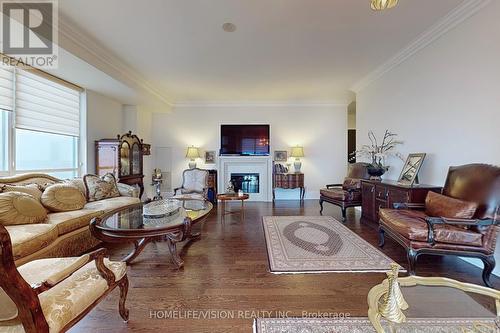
xmin=274 ymin=150 xmax=288 ymax=162
xmin=205 ymin=151 xmax=216 ymax=164
xmin=398 ymin=153 xmax=426 ymax=186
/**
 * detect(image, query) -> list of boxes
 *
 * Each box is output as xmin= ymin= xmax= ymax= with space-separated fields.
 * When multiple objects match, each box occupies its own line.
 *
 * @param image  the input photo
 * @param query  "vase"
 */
xmin=367 ymin=165 xmax=387 ymax=181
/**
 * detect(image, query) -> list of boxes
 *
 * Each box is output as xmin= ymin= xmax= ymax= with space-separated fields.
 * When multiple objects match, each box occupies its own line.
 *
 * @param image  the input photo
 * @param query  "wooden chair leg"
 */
xmin=319 ymin=199 xmax=324 ymax=214
xmin=378 ymin=228 xmax=385 ymax=247
xmin=481 ymin=255 xmax=495 ymax=288
xmin=407 ymin=249 xmax=418 ymax=275
xmin=118 ymin=276 xmax=130 ymax=322
xmin=341 ymin=207 xmax=347 ymax=221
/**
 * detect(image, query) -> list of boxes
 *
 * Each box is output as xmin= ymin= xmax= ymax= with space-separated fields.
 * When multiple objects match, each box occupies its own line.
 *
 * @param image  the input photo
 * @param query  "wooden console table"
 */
xmin=361 ymin=180 xmax=441 ymax=222
xmin=273 ymin=173 xmax=305 ymax=202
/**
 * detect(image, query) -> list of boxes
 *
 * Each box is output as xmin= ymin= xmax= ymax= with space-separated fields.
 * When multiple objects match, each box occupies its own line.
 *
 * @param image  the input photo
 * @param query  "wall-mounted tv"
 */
xmin=220 ymin=124 xmax=270 ymax=156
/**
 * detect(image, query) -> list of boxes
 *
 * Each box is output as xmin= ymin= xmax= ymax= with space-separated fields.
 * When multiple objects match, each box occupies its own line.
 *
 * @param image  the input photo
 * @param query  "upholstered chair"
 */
xmin=379 ymin=164 xmax=500 ymax=287
xmin=319 ymin=162 xmax=371 ymax=220
xmin=173 ymin=168 xmax=209 ymax=200
xmin=0 ymin=224 xmax=129 ymax=333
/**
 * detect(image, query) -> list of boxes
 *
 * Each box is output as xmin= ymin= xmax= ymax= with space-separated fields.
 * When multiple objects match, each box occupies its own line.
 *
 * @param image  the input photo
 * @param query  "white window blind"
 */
xmin=15 ymin=70 xmax=80 ymax=137
xmin=0 ymin=65 xmax=14 ymax=112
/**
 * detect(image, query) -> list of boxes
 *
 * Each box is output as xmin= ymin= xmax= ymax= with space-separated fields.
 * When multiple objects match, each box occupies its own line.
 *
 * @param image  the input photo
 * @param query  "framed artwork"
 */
xmin=205 ymin=151 xmax=216 ymax=164
xmin=274 ymin=150 xmax=288 ymax=162
xmin=398 ymin=153 xmax=426 ymax=186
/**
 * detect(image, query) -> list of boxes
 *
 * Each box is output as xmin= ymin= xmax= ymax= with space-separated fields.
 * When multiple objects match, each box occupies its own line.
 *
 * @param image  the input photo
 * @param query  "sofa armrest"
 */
xmin=117 ymin=183 xmax=139 ymax=198
xmin=393 ymin=202 xmax=426 ymax=210
xmin=326 ymin=183 xmax=343 ymax=189
xmin=424 ymin=217 xmax=497 ymax=245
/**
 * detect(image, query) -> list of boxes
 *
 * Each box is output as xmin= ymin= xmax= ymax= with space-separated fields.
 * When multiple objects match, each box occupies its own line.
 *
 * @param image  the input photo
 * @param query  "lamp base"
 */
xmin=188 ymin=161 xmax=197 ymax=169
xmin=294 ymin=160 xmax=302 ymax=173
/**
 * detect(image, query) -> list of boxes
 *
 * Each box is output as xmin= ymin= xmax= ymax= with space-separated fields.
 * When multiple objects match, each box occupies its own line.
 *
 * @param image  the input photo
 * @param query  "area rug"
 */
xmin=262 ymin=216 xmax=401 ymax=273
xmin=253 ymin=317 xmax=499 ymax=333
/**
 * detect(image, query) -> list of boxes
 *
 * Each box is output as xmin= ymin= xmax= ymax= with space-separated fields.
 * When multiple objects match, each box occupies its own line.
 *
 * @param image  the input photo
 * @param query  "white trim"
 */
xmin=57 ymin=15 xmax=174 ymax=107
xmin=173 ymin=101 xmax=350 ymax=108
xmin=350 ymin=0 xmax=492 ymax=93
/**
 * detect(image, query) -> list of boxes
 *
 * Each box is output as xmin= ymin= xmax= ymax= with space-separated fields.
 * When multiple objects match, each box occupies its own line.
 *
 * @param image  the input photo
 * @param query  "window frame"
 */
xmin=0 ymin=66 xmax=84 ymax=179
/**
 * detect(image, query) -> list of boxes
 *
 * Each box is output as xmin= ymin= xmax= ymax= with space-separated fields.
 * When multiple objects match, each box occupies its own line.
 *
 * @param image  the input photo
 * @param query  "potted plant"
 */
xmin=351 ymin=130 xmax=403 ymax=180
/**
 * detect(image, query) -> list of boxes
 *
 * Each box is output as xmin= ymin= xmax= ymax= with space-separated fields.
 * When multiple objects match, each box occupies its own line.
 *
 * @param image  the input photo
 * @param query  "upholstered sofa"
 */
xmin=0 ymin=173 xmax=141 ymax=266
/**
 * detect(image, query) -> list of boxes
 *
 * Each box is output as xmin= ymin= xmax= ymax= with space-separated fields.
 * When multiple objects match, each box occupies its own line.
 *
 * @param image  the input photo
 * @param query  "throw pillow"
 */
xmin=425 ymin=191 xmax=478 ymax=219
xmin=342 ymin=178 xmax=361 ymax=191
xmin=64 ymin=178 xmax=87 ymax=197
xmin=0 ymin=192 xmax=47 ymax=225
xmin=0 ymin=184 xmax=43 ymax=202
xmin=83 ymin=173 xmax=120 ymax=202
xmin=41 ymin=183 xmax=86 ymax=212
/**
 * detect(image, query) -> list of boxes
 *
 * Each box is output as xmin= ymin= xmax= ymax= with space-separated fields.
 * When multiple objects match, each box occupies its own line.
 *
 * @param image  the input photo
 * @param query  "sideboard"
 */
xmin=361 ymin=180 xmax=441 ymax=222
xmin=273 ymin=173 xmax=305 ymax=202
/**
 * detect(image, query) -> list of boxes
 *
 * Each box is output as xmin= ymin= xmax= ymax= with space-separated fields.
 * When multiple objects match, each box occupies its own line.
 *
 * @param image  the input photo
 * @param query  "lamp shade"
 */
xmin=185 ymin=146 xmax=200 ymax=159
xmin=290 ymin=146 xmax=304 ymax=158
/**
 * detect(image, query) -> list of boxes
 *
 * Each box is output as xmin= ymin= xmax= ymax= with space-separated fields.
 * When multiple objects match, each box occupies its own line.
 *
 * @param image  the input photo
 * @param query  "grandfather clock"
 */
xmin=95 ymin=131 xmax=145 ymax=197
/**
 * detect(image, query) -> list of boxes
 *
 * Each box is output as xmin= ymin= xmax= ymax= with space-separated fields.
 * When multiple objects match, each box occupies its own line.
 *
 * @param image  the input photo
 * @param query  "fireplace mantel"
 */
xmin=218 ymin=156 xmax=272 ymax=202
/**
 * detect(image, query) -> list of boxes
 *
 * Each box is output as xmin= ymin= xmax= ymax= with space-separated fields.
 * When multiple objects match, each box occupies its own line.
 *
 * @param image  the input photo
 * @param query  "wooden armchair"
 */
xmin=319 ymin=162 xmax=371 ymax=220
xmin=173 ymin=168 xmax=209 ymax=200
xmin=0 ymin=224 xmax=129 ymax=333
xmin=379 ymin=164 xmax=500 ymax=287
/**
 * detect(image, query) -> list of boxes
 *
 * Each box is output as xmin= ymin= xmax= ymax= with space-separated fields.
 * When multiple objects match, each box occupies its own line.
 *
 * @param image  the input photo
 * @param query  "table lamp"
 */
xmin=186 ymin=146 xmax=200 ymax=169
xmin=290 ymin=146 xmax=304 ymax=173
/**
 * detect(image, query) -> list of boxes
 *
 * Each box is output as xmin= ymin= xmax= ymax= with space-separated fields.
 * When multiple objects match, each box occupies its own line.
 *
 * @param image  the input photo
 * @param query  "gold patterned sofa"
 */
xmin=0 ymin=173 xmax=140 ymax=266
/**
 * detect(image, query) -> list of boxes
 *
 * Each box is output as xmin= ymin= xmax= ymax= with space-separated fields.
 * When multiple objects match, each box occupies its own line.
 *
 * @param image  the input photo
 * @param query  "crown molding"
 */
xmin=350 ymin=0 xmax=491 ymax=93
xmin=57 ymin=15 xmax=173 ymax=106
xmin=173 ymin=101 xmax=350 ymax=108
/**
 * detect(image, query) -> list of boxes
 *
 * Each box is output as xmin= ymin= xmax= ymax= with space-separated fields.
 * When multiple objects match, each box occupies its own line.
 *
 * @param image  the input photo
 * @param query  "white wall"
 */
xmin=356 ymin=1 xmax=500 ymax=186
xmin=152 ymin=105 xmax=348 ymax=200
xmin=356 ymin=1 xmax=500 ymax=275
xmin=86 ymin=90 xmax=124 ymax=173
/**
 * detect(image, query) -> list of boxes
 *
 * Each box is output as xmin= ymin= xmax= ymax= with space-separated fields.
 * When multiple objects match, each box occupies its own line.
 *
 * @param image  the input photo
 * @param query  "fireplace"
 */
xmin=231 ymin=173 xmax=260 ymax=193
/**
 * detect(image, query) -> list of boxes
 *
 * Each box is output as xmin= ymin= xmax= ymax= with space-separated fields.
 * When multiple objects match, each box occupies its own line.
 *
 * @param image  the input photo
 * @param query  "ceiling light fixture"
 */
xmin=371 ymin=0 xmax=399 ymax=11
xmin=222 ymin=22 xmax=237 ymax=32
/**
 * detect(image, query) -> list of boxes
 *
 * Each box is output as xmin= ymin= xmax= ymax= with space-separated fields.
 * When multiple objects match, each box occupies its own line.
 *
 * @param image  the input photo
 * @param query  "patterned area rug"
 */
xmin=254 ymin=317 xmax=499 ymax=333
xmin=262 ymin=216 xmax=401 ymax=273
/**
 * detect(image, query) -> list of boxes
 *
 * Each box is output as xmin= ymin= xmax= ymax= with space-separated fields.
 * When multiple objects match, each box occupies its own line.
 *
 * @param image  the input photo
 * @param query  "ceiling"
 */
xmin=58 ymin=0 xmax=462 ymax=105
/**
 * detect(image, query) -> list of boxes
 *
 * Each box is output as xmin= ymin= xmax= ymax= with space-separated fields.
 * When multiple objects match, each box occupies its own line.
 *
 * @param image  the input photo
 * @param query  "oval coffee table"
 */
xmin=90 ymin=199 xmax=213 ymax=268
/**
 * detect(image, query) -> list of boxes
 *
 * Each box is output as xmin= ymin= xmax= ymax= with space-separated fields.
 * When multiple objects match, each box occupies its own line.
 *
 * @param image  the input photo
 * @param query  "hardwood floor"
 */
xmin=72 ymin=200 xmax=498 ymax=333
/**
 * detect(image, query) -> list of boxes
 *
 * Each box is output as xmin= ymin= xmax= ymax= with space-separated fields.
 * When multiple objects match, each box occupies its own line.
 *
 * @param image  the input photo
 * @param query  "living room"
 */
xmin=0 ymin=1 xmax=499 ymax=332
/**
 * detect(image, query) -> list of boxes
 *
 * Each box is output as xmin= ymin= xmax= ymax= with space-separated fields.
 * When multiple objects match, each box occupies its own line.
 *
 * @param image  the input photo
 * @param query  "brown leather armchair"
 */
xmin=320 ymin=162 xmax=371 ymax=221
xmin=379 ymin=164 xmax=500 ymax=287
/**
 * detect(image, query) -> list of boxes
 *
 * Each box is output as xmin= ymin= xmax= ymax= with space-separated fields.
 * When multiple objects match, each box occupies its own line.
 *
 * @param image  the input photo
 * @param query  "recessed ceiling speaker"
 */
xmin=222 ymin=22 xmax=237 ymax=32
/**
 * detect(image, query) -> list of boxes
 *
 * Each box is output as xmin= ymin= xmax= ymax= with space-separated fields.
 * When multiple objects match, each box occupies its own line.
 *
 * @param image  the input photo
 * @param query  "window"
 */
xmin=0 ymin=62 xmax=83 ymax=178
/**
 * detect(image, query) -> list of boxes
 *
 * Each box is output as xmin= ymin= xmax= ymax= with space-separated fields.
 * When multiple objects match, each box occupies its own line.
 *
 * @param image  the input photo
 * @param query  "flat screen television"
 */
xmin=220 ymin=124 xmax=270 ymax=156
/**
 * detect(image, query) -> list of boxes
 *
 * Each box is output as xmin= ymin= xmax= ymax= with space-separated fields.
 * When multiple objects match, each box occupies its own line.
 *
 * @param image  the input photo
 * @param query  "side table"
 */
xmin=217 ymin=193 xmax=249 ymax=224
xmin=273 ymin=172 xmax=305 ymax=203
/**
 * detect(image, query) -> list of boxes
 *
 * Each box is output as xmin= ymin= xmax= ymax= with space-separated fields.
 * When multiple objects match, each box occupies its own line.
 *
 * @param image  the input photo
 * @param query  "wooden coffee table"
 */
xmin=90 ymin=199 xmax=213 ymax=268
xmin=217 ymin=193 xmax=249 ymax=224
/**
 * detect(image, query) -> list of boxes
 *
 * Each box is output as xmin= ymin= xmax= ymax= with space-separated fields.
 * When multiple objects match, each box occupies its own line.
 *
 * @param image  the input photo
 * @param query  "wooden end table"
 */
xmin=217 ymin=193 xmax=249 ymax=224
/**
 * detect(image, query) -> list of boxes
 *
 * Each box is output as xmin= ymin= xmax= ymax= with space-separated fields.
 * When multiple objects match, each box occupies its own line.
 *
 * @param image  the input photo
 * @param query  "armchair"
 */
xmin=379 ymin=164 xmax=500 ymax=287
xmin=319 ymin=162 xmax=370 ymax=220
xmin=0 ymin=224 xmax=129 ymax=333
xmin=173 ymin=168 xmax=209 ymax=200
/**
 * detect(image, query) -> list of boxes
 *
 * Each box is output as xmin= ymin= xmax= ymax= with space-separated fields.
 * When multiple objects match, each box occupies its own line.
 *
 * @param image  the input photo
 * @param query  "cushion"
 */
xmin=0 ymin=184 xmax=43 ymax=202
xmin=41 ymin=184 xmax=86 ymax=212
xmin=0 ymin=257 xmax=126 ymax=331
xmin=5 ymin=224 xmax=58 ymax=260
xmin=83 ymin=173 xmax=120 ymax=202
xmin=64 ymin=178 xmax=86 ymax=197
xmin=320 ymin=188 xmax=361 ymax=202
xmin=84 ymin=196 xmax=141 ymax=213
xmin=425 ymin=191 xmax=478 ymax=219
xmin=0 ymin=192 xmax=47 ymax=225
xmin=46 ymin=209 xmax=104 ymax=235
xmin=342 ymin=178 xmax=362 ymax=190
